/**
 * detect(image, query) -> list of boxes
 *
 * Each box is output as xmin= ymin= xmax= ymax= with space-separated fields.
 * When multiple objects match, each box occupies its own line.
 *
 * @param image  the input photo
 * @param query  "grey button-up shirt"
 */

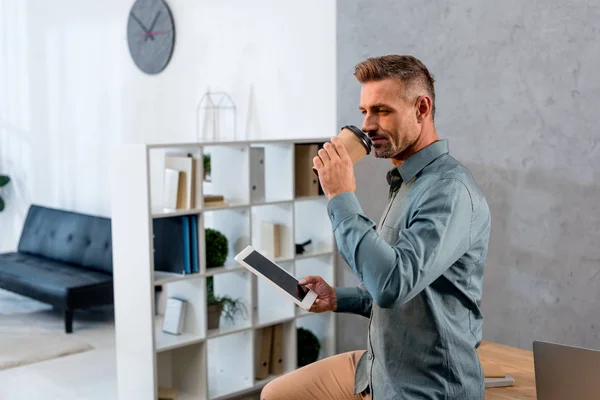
xmin=329 ymin=139 xmax=491 ymax=399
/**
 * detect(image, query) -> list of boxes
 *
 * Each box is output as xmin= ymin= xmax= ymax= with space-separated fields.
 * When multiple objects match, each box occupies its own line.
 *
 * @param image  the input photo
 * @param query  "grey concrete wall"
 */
xmin=336 ymin=0 xmax=600 ymax=352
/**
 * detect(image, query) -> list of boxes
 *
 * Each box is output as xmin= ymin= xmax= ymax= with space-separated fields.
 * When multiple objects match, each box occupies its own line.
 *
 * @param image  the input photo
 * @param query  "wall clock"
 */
xmin=127 ymin=0 xmax=175 ymax=75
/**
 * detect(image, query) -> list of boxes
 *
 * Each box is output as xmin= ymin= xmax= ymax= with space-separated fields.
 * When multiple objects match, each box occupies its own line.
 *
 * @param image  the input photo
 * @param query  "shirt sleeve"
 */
xmin=327 ymin=180 xmax=472 ymax=308
xmin=334 ymin=283 xmax=372 ymax=318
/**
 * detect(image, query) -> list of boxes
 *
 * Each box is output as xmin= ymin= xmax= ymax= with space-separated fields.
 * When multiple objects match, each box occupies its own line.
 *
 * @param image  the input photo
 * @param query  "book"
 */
xmin=153 ymin=216 xmax=187 ymax=274
xmin=190 ymin=215 xmax=199 ymax=273
xmin=165 ymin=154 xmax=194 ymax=209
xmin=181 ymin=216 xmax=191 ymax=274
xmin=162 ymin=297 xmax=187 ymax=335
xmin=260 ymin=222 xmax=281 ymax=259
xmin=163 ymin=168 xmax=180 ymax=211
xmin=485 ymin=374 xmax=515 ymax=388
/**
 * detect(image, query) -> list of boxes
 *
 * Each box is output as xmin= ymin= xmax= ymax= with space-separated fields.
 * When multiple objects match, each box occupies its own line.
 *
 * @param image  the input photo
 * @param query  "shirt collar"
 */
xmin=386 ymin=139 xmax=449 ymax=187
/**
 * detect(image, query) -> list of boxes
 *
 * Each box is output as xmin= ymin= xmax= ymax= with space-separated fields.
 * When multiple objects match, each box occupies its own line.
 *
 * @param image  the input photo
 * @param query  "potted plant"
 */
xmin=0 ymin=175 xmax=10 ymax=212
xmin=206 ymin=276 xmax=247 ymax=330
xmin=297 ymin=327 xmax=321 ymax=367
xmin=206 ymin=228 xmax=228 ymax=268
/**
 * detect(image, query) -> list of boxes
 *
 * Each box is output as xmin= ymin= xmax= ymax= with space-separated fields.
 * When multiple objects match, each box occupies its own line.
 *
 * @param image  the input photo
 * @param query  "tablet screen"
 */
xmin=242 ymin=250 xmax=309 ymax=301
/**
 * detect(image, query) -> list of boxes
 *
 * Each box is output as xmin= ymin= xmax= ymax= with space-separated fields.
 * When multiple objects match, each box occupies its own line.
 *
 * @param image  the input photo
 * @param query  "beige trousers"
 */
xmin=261 ymin=350 xmax=370 ymax=400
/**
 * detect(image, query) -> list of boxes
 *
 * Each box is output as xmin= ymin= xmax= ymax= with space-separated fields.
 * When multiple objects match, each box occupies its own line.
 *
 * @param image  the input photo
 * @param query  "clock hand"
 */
xmin=130 ymin=12 xmax=155 ymax=41
xmin=145 ymin=11 xmax=162 ymax=41
xmin=142 ymin=30 xmax=169 ymax=37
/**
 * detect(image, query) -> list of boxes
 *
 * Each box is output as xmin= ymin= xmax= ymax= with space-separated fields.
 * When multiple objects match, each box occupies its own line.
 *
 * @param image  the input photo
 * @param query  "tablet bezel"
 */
xmin=234 ymin=245 xmax=318 ymax=310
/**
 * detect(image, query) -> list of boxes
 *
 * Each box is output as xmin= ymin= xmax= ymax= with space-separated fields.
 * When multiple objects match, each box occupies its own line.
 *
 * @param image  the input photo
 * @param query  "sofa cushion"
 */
xmin=0 ymin=252 xmax=112 ymax=307
xmin=17 ymin=204 xmax=113 ymax=274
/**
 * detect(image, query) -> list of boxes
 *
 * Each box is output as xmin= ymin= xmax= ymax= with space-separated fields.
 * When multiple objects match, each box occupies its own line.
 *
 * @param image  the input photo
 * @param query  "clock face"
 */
xmin=127 ymin=0 xmax=175 ymax=75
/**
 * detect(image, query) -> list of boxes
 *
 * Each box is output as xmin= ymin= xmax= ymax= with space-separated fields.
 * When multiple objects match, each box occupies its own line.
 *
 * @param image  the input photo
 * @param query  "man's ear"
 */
xmin=415 ymin=96 xmax=432 ymax=122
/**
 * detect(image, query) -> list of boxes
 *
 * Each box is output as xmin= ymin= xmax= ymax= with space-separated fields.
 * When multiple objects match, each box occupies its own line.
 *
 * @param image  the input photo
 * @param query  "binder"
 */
xmin=158 ymin=386 xmax=178 ymax=400
xmin=255 ymin=326 xmax=273 ymax=379
xmin=294 ymin=144 xmax=320 ymax=197
xmin=269 ymin=324 xmax=285 ymax=375
xmin=250 ymin=147 xmax=265 ymax=202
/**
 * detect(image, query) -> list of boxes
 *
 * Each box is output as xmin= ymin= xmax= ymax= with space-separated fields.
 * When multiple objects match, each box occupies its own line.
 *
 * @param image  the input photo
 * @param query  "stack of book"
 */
xmin=204 ymin=194 xmax=227 ymax=207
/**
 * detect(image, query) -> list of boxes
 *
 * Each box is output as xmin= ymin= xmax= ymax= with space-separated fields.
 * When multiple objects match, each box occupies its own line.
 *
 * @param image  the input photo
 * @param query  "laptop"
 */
xmin=533 ymin=341 xmax=600 ymax=400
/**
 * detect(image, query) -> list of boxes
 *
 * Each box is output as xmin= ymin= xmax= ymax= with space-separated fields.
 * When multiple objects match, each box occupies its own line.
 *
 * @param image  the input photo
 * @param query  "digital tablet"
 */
xmin=234 ymin=245 xmax=318 ymax=310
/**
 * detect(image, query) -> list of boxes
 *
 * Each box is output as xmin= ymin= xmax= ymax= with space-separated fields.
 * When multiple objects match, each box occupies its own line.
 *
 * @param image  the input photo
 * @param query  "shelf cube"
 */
xmin=207 ymin=330 xmax=253 ymax=399
xmin=157 ymin=342 xmax=207 ymax=400
xmin=203 ymin=144 xmax=250 ymax=207
xmin=203 ymin=207 xmax=251 ymax=272
xmin=207 ymin=270 xmax=252 ymax=336
xmin=251 ymin=202 xmax=294 ymax=260
xmin=293 ymin=197 xmax=334 ymax=256
xmin=250 ymin=143 xmax=294 ymax=203
xmin=155 ymin=277 xmax=206 ymax=352
xmin=254 ymin=321 xmax=297 ymax=383
xmin=148 ymin=146 xmax=203 ymax=214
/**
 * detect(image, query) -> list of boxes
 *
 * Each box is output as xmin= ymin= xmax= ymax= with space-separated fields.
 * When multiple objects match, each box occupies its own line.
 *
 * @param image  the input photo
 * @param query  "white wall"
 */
xmin=0 ymin=0 xmax=336 ymax=252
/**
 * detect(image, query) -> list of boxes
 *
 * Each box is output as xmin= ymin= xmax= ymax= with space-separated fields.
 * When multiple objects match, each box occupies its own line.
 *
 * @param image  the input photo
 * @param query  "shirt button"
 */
xmin=330 ymin=214 xmax=334 ymax=221
xmin=368 ymin=353 xmax=372 ymax=360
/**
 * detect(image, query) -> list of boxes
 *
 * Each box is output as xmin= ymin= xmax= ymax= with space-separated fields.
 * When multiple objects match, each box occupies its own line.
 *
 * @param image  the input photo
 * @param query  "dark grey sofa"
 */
xmin=0 ymin=204 xmax=113 ymax=333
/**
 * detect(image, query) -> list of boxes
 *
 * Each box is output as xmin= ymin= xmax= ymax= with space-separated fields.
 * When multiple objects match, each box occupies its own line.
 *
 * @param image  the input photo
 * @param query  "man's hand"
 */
xmin=313 ymin=137 xmax=356 ymax=200
xmin=299 ymin=275 xmax=337 ymax=313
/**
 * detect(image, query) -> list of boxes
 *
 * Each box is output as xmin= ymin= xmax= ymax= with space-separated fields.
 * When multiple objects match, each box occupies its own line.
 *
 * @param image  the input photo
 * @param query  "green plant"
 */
xmin=297 ymin=327 xmax=321 ymax=367
xmin=205 ymin=228 xmax=228 ymax=268
xmin=206 ymin=276 xmax=247 ymax=323
xmin=0 ymin=175 xmax=10 ymax=212
xmin=203 ymin=154 xmax=211 ymax=177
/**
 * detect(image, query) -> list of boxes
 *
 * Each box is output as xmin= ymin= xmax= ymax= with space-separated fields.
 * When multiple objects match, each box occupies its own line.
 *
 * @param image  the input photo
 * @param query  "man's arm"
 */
xmin=334 ymin=283 xmax=372 ymax=318
xmin=328 ymin=178 xmax=472 ymax=308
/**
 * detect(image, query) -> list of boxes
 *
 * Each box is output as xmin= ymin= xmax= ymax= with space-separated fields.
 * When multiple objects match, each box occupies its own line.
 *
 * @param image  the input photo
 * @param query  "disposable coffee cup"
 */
xmin=312 ymin=125 xmax=372 ymax=175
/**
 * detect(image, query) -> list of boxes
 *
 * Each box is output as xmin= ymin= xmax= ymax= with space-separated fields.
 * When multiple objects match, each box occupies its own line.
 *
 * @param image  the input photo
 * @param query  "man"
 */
xmin=261 ymin=55 xmax=491 ymax=399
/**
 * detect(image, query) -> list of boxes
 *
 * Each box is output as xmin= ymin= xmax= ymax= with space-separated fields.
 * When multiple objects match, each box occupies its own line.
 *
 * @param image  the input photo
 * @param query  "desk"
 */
xmin=478 ymin=341 xmax=536 ymax=399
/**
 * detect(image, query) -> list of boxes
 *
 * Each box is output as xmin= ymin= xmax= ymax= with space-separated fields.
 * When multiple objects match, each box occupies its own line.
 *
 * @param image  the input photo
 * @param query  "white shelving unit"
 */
xmin=111 ymin=138 xmax=338 ymax=400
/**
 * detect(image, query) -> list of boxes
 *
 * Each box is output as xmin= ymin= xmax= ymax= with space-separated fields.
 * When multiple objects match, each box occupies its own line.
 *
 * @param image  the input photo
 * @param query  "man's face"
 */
xmin=359 ymin=78 xmax=420 ymax=160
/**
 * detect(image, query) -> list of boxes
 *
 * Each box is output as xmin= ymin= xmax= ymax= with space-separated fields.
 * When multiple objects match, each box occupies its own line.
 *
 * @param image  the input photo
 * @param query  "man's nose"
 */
xmin=362 ymin=115 xmax=378 ymax=135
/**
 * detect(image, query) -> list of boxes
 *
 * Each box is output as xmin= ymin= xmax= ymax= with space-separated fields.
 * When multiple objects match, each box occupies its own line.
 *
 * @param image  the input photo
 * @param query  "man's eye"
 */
xmin=378 ymin=110 xmax=390 ymax=114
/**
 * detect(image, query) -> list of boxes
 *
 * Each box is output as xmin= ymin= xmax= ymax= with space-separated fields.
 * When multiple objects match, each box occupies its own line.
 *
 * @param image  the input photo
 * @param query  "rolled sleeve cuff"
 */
xmin=327 ymin=191 xmax=364 ymax=231
xmin=334 ymin=287 xmax=362 ymax=313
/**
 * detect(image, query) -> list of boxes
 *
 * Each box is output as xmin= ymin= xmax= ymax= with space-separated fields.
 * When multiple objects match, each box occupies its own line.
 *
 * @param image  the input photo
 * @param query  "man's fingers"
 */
xmin=313 ymin=155 xmax=323 ymax=170
xmin=318 ymin=148 xmax=331 ymax=165
xmin=323 ymin=142 xmax=340 ymax=162
xmin=331 ymin=137 xmax=350 ymax=161
xmin=299 ymin=275 xmax=320 ymax=285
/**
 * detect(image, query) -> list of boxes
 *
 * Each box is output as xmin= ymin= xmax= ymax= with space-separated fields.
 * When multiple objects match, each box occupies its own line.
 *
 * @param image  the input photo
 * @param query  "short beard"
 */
xmin=372 ymin=140 xmax=407 ymax=159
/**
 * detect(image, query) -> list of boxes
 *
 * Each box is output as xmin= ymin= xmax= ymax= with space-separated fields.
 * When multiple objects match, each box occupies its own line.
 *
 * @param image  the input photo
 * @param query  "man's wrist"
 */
xmin=327 ymin=191 xmax=364 ymax=231
xmin=332 ymin=288 xmax=338 ymax=312
xmin=327 ymin=190 xmax=353 ymax=201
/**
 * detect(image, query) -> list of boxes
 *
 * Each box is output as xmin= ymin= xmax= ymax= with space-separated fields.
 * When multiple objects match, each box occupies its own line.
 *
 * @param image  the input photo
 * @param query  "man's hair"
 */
xmin=354 ymin=55 xmax=436 ymax=120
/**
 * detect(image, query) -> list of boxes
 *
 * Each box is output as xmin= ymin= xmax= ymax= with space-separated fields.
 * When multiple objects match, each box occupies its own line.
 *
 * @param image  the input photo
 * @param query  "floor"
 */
xmin=0 ymin=289 xmax=260 ymax=400
xmin=0 ymin=290 xmax=117 ymax=400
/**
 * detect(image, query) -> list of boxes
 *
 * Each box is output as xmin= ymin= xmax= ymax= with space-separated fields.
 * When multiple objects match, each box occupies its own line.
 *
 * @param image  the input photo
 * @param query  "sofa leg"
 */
xmin=65 ymin=309 xmax=73 ymax=334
